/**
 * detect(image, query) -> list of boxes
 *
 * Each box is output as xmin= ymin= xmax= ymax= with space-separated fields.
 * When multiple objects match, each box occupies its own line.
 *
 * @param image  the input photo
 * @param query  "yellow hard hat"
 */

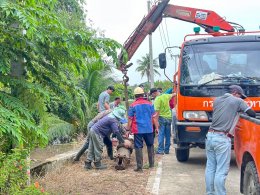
xmin=134 ymin=87 xmax=144 ymax=95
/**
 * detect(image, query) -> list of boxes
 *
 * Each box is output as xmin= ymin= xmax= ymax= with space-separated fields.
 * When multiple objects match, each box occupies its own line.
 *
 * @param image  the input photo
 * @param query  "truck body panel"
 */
xmin=234 ymin=114 xmax=260 ymax=193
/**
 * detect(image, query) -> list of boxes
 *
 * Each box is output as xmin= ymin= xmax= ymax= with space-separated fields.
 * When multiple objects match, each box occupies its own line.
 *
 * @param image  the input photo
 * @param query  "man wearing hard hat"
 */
xmin=127 ymin=87 xmax=158 ymax=172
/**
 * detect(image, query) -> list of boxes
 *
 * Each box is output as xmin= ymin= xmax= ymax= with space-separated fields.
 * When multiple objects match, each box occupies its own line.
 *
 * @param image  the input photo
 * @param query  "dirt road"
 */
xmin=37 ymin=146 xmax=240 ymax=194
xmin=37 ymin=147 xmax=162 ymax=194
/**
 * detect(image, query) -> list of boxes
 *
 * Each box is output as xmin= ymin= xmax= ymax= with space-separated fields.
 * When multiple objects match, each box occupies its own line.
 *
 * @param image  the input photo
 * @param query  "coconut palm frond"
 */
xmin=136 ymin=53 xmax=160 ymax=82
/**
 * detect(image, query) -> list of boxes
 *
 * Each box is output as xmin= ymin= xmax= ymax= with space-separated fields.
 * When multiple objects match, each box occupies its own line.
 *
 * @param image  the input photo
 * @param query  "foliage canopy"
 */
xmin=0 ymin=0 xmax=123 ymax=150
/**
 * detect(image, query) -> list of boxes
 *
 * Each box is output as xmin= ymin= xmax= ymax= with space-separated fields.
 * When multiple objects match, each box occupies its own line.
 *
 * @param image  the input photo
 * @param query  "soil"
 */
xmin=36 ymin=145 xmax=162 ymax=195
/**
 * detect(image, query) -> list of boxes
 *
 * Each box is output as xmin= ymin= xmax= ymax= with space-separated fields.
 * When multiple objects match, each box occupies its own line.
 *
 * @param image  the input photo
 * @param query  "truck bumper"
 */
xmin=173 ymin=121 xmax=212 ymax=148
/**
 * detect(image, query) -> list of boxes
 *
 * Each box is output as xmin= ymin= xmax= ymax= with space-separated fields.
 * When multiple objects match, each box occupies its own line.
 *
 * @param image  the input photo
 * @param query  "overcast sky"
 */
xmin=86 ymin=0 xmax=260 ymax=85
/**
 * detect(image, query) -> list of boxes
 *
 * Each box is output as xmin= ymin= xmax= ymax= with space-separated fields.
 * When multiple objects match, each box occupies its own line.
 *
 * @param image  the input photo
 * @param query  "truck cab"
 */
xmin=160 ymin=34 xmax=260 ymax=162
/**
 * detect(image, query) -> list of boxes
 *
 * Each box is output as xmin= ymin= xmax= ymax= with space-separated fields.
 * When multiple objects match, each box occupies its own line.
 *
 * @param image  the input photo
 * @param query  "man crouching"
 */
xmin=85 ymin=106 xmax=129 ymax=170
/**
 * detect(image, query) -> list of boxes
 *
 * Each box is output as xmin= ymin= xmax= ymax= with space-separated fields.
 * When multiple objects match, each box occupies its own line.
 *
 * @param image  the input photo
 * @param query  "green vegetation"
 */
xmin=154 ymin=80 xmax=173 ymax=92
xmin=0 ymin=0 xmax=127 ymax=193
xmin=0 ymin=0 xmax=124 ymax=151
xmin=136 ymin=53 xmax=161 ymax=83
xmin=0 ymin=149 xmax=47 ymax=194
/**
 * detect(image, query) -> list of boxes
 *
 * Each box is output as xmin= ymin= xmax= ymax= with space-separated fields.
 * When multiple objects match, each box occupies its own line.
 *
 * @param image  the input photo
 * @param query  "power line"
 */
xmin=158 ymin=26 xmax=166 ymax=50
xmin=164 ymin=18 xmax=171 ymax=46
xmin=160 ymin=20 xmax=169 ymax=48
xmin=151 ymin=0 xmax=177 ymax=61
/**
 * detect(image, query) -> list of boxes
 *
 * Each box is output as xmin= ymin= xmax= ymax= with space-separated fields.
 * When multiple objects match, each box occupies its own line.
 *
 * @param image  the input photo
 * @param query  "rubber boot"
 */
xmin=107 ymin=145 xmax=114 ymax=160
xmin=84 ymin=161 xmax=93 ymax=170
xmin=94 ymin=161 xmax=107 ymax=170
xmin=147 ymin=145 xmax=154 ymax=168
xmin=73 ymin=142 xmax=89 ymax=162
xmin=134 ymin=148 xmax=143 ymax=172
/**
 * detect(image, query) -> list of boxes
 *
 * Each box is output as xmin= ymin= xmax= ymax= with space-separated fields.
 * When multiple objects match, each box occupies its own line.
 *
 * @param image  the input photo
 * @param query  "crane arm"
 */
xmin=119 ymin=0 xmax=237 ymax=70
xmin=163 ymin=4 xmax=234 ymax=33
xmin=118 ymin=0 xmax=168 ymax=70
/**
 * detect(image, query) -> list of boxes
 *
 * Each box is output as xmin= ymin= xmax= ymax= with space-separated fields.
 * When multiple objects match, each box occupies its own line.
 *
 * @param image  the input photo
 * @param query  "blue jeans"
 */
xmin=205 ymin=132 xmax=231 ymax=195
xmin=157 ymin=117 xmax=172 ymax=154
xmin=134 ymin=133 xmax=154 ymax=148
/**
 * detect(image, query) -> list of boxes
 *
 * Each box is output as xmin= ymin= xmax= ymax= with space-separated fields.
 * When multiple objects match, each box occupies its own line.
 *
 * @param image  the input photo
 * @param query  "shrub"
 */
xmin=42 ymin=114 xmax=76 ymax=144
xmin=0 ymin=149 xmax=47 ymax=194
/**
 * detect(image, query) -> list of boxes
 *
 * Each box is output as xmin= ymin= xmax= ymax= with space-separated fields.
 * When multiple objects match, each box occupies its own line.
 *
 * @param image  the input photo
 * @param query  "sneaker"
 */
xmin=164 ymin=151 xmax=169 ymax=154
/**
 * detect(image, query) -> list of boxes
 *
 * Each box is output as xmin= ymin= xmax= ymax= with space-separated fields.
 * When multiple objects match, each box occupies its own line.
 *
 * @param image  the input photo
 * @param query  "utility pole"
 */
xmin=148 ymin=0 xmax=154 ymax=88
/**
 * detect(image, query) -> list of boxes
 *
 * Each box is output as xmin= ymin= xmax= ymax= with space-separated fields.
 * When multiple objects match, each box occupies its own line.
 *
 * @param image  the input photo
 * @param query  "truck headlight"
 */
xmin=183 ymin=111 xmax=208 ymax=121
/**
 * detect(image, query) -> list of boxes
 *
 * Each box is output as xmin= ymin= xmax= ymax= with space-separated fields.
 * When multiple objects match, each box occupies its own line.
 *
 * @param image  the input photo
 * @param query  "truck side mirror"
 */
xmin=159 ymin=53 xmax=166 ymax=69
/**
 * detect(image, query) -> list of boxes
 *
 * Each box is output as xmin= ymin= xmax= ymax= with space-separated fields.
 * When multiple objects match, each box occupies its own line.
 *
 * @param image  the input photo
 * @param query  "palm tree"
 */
xmin=136 ymin=54 xmax=161 ymax=82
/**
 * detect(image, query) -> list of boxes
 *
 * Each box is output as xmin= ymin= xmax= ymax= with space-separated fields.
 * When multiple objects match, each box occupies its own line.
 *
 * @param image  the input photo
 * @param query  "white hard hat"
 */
xmin=134 ymin=87 xmax=144 ymax=95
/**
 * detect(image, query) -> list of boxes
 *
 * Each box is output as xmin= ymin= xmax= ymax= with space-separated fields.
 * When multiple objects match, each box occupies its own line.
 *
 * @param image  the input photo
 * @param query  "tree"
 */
xmin=136 ymin=54 xmax=161 ymax=82
xmin=154 ymin=80 xmax=173 ymax=92
xmin=0 ymin=0 xmax=124 ymax=151
xmin=0 ymin=0 xmax=127 ymax=192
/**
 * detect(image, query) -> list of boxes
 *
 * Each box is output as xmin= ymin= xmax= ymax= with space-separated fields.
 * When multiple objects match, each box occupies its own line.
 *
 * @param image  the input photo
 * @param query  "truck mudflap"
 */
xmin=173 ymin=121 xmax=212 ymax=148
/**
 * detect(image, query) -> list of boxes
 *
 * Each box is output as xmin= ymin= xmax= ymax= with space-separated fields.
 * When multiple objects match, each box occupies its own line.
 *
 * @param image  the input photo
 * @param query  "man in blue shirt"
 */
xmin=128 ymin=87 xmax=158 ymax=172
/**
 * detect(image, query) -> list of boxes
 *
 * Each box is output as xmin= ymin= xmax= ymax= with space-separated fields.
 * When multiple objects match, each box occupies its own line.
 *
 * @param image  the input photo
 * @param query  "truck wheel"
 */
xmin=175 ymin=144 xmax=190 ymax=162
xmin=243 ymin=161 xmax=260 ymax=195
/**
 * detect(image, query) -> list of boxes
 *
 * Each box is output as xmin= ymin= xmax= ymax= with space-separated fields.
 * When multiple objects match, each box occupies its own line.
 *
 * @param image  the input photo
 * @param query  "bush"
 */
xmin=43 ymin=114 xmax=76 ymax=144
xmin=0 ymin=149 xmax=47 ymax=194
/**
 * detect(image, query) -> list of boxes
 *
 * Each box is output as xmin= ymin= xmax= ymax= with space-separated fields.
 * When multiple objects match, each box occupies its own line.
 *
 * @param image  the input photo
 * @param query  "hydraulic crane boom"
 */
xmin=119 ymin=0 xmax=236 ymax=70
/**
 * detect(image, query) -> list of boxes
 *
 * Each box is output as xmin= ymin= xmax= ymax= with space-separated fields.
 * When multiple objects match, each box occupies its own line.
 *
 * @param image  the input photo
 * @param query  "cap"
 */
xmin=149 ymin=88 xmax=158 ymax=95
xmin=229 ymin=85 xmax=247 ymax=99
xmin=134 ymin=87 xmax=144 ymax=95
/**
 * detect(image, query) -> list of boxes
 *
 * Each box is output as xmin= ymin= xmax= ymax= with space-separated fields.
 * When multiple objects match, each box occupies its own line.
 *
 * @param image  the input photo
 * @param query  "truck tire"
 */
xmin=243 ymin=161 xmax=260 ymax=195
xmin=175 ymin=144 xmax=190 ymax=162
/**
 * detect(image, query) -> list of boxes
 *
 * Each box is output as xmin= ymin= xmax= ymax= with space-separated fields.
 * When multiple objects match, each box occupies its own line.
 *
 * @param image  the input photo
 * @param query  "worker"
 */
xmin=139 ymin=84 xmax=149 ymax=100
xmin=85 ymin=106 xmax=129 ymax=170
xmin=205 ymin=85 xmax=256 ymax=195
xmin=157 ymin=87 xmax=163 ymax=93
xmin=109 ymin=97 xmax=121 ymax=109
xmin=73 ymin=106 xmax=128 ymax=162
xmin=127 ymin=87 xmax=158 ymax=172
xmin=164 ymin=88 xmax=175 ymax=109
xmin=97 ymin=86 xmax=115 ymax=112
xmin=73 ymin=109 xmax=113 ymax=162
xmin=150 ymin=88 xmax=175 ymax=155
xmin=139 ymin=84 xmax=144 ymax=89
xmin=164 ymin=88 xmax=177 ymax=142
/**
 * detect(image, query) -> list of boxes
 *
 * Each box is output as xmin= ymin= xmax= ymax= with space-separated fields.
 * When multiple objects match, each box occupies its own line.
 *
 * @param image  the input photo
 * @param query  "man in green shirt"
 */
xmin=150 ymin=88 xmax=175 ymax=154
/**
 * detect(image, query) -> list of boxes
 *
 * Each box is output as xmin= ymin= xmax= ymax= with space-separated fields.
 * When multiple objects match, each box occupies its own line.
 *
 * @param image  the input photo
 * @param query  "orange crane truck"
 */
xmin=119 ymin=0 xmax=260 ymax=162
xmin=234 ymin=114 xmax=260 ymax=194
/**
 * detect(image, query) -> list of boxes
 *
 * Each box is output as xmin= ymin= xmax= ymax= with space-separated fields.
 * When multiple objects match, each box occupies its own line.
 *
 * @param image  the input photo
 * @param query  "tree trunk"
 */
xmin=147 ymin=70 xmax=150 ymax=83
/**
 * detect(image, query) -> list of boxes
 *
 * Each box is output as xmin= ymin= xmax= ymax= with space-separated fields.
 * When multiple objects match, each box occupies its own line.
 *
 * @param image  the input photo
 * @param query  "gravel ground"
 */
xmin=36 ymin=145 xmax=161 ymax=195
